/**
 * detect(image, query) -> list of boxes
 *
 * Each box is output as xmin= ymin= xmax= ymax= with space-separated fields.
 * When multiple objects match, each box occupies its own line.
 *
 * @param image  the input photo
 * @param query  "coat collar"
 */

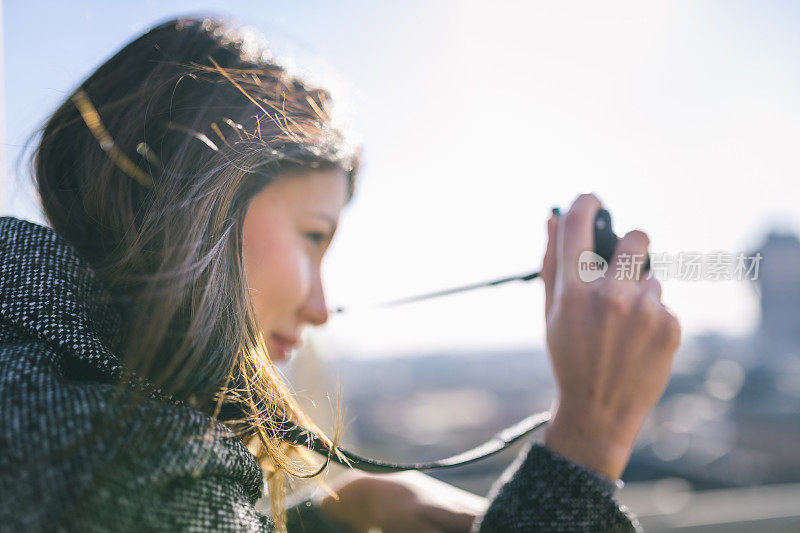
xmin=0 ymin=216 xmax=125 ymax=383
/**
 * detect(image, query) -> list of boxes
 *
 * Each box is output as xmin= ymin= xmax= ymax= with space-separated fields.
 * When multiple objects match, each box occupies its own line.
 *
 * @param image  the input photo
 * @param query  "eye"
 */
xmin=305 ymin=232 xmax=329 ymax=246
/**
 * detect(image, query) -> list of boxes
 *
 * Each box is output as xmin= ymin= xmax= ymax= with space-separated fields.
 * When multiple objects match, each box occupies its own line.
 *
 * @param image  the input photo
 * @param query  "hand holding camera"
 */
xmin=541 ymin=193 xmax=682 ymax=480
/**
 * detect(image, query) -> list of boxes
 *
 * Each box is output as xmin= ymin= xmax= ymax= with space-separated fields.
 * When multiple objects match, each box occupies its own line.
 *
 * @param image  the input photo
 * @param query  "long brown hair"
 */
xmin=31 ymin=16 xmax=359 ymax=529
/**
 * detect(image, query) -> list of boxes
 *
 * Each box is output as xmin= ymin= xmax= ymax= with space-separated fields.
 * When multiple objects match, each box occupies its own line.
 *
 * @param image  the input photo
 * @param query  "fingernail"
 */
xmin=551 ymin=206 xmax=560 ymax=217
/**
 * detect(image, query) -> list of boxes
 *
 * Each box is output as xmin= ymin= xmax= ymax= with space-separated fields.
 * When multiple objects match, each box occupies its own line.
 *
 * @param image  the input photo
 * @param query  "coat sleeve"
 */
xmin=473 ymin=441 xmax=642 ymax=533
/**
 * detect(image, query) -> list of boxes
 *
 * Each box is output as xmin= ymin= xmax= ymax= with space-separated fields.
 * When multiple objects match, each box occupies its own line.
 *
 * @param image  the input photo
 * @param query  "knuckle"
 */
xmin=560 ymin=280 xmax=584 ymax=305
xmin=541 ymin=262 xmax=554 ymax=284
xmin=658 ymin=312 xmax=682 ymax=349
xmin=597 ymin=285 xmax=632 ymax=315
xmin=667 ymin=314 xmax=682 ymax=345
xmin=540 ymin=260 xmax=551 ymax=276
xmin=635 ymin=291 xmax=661 ymax=327
xmin=642 ymin=277 xmax=662 ymax=297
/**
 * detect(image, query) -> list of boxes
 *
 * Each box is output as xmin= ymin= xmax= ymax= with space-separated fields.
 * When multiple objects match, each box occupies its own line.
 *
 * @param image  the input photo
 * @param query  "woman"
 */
xmin=0 ymin=16 xmax=680 ymax=532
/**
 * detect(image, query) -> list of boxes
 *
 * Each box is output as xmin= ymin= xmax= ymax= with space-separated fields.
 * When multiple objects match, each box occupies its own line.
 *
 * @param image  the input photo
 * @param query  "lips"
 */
xmin=269 ymin=333 xmax=301 ymax=361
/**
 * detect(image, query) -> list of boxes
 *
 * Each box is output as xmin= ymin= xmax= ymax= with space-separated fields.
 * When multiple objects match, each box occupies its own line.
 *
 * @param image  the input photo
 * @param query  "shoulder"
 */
xmin=0 ymin=326 xmax=265 ymax=530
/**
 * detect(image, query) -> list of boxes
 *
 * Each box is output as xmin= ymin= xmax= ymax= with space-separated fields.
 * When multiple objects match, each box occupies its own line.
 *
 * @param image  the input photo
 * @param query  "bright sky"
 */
xmin=2 ymin=1 xmax=799 ymax=358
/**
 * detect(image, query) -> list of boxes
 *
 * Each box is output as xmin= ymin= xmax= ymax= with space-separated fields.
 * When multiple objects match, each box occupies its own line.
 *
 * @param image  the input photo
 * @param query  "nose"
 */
xmin=300 ymin=269 xmax=329 ymax=326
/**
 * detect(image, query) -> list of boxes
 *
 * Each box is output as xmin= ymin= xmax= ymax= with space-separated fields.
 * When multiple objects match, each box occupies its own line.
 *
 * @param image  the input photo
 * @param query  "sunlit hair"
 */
xmin=31 ymin=16 xmax=359 ymax=531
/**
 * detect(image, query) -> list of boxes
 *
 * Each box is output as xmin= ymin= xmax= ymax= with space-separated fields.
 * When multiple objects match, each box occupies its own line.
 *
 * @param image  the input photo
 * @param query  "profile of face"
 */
xmin=242 ymin=168 xmax=349 ymax=363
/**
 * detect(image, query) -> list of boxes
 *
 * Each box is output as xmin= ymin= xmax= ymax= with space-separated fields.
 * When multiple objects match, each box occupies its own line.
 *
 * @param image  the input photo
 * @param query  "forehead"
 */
xmin=251 ymin=167 xmax=349 ymax=215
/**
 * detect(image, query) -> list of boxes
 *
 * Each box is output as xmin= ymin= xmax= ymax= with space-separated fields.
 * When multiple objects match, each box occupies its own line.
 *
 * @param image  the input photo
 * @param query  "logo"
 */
xmin=578 ymin=251 xmax=608 ymax=282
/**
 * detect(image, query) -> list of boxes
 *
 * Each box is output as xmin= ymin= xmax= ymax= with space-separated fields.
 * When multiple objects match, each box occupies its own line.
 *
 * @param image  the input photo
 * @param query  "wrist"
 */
xmin=543 ymin=408 xmax=636 ymax=480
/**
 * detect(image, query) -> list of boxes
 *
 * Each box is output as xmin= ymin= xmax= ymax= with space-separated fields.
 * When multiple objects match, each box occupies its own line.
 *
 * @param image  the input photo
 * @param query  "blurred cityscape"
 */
xmin=285 ymin=230 xmax=800 ymax=531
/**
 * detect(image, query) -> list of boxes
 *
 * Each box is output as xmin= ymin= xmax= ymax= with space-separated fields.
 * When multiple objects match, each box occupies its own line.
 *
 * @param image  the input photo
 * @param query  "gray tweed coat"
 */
xmin=0 ymin=215 xmax=641 ymax=532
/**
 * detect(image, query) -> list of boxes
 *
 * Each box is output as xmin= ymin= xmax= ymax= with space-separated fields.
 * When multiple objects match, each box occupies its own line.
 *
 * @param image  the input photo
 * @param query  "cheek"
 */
xmin=242 ymin=232 xmax=311 ymax=329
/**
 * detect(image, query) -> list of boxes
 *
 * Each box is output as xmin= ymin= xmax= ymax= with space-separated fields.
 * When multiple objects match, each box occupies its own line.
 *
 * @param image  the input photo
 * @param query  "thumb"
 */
xmin=542 ymin=213 xmax=558 ymax=317
xmin=419 ymin=504 xmax=477 ymax=533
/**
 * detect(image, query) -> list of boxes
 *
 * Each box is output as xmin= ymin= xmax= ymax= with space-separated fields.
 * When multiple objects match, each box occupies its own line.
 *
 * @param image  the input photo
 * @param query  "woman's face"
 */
xmin=242 ymin=167 xmax=349 ymax=363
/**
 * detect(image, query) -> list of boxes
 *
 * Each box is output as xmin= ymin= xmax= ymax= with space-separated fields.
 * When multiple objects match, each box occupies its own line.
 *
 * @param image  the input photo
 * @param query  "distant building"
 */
xmin=752 ymin=231 xmax=800 ymax=350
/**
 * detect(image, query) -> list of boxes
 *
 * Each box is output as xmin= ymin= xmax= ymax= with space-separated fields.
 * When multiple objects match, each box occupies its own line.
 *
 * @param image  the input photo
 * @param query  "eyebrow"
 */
xmin=309 ymin=212 xmax=338 ymax=234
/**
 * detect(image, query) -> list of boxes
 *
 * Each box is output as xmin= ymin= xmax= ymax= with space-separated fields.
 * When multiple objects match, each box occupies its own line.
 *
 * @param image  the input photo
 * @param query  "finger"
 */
xmin=558 ymin=193 xmax=602 ymax=283
xmin=641 ymin=277 xmax=662 ymax=302
xmin=608 ymin=229 xmax=650 ymax=283
xmin=542 ymin=213 xmax=558 ymax=317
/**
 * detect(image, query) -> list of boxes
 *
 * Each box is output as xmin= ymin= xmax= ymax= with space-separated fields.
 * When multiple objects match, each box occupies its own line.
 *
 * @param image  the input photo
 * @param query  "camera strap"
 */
xmin=280 ymin=410 xmax=551 ymax=473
